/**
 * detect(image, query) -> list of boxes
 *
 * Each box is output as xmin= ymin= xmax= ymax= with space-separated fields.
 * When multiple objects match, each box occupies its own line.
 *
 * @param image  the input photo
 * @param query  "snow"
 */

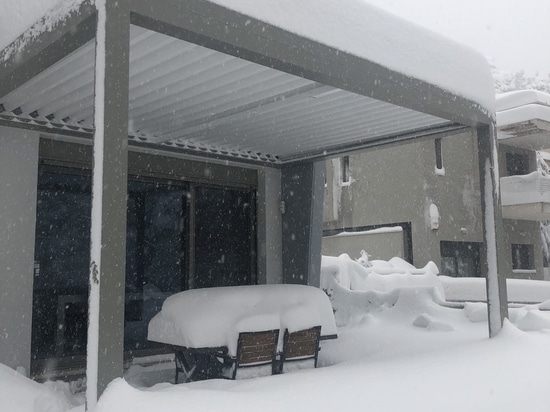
xmin=429 ymin=202 xmax=440 ymax=230
xmin=325 ymin=227 xmax=403 ymax=238
xmin=496 ymin=90 xmax=550 ymax=127
xmin=500 ymin=171 xmax=550 ymax=206
xmin=148 ymin=284 xmax=337 ymax=355
xmin=5 ymin=253 xmax=550 ymax=411
xmin=441 ymin=276 xmax=550 ymax=304
xmin=0 ymin=0 xmax=85 ymax=62
xmin=0 ymin=363 xmax=72 ymax=412
xmin=496 ymin=90 xmax=550 ymax=112
xmin=208 ymin=0 xmax=495 ymax=111
xmin=1 ymin=0 xmax=494 ymax=112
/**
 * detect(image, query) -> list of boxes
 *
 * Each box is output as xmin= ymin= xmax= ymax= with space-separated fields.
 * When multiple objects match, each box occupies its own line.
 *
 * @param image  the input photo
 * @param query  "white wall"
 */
xmin=0 ymin=128 xmax=39 ymax=373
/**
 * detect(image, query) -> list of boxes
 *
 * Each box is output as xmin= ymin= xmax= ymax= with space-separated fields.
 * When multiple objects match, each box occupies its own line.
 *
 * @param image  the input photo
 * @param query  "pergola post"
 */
xmin=86 ymin=0 xmax=130 ymax=409
xmin=281 ymin=161 xmax=325 ymax=287
xmin=477 ymin=124 xmax=509 ymax=337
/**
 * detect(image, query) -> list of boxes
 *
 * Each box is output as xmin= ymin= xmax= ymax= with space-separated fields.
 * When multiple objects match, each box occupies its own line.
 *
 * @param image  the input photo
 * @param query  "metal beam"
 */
xmin=0 ymin=0 xmax=96 ymax=100
xmin=281 ymin=161 xmax=325 ymax=286
xmin=86 ymin=0 xmax=130 ymax=407
xmin=477 ymin=124 xmax=509 ymax=337
xmin=128 ymin=0 xmax=492 ymax=128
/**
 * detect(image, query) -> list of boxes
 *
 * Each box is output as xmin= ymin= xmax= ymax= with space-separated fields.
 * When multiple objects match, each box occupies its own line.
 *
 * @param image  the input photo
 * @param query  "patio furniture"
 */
xmin=148 ymin=284 xmax=338 ymax=381
xmin=279 ymin=326 xmax=322 ymax=373
xmin=219 ymin=329 xmax=280 ymax=380
xmin=173 ymin=345 xmax=227 ymax=383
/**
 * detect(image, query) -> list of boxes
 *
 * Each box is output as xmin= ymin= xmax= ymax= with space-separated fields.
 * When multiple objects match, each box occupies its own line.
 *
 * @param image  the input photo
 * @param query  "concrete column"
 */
xmin=0 ymin=127 xmax=39 ymax=375
xmin=87 ymin=1 xmax=130 ymax=406
xmin=257 ymin=168 xmax=283 ymax=284
xmin=477 ymin=124 xmax=509 ymax=337
xmin=281 ymin=161 xmax=325 ymax=287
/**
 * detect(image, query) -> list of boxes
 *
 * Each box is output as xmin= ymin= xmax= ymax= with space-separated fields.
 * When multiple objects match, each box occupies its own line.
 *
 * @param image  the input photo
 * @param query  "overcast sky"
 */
xmin=1 ymin=0 xmax=549 ymax=77
xmin=366 ymin=0 xmax=550 ymax=77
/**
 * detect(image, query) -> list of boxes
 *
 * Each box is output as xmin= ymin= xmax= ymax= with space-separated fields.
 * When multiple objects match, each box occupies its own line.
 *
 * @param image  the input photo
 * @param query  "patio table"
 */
xmin=147 ymin=284 xmax=337 ymax=380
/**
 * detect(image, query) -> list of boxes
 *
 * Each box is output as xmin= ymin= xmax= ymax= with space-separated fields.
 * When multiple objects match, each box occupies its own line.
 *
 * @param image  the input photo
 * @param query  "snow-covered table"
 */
xmin=148 ymin=284 xmax=337 ymax=380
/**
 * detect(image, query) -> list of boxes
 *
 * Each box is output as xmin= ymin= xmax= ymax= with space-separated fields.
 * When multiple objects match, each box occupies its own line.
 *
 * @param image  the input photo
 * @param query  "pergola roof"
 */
xmin=0 ymin=0 xmax=495 ymax=165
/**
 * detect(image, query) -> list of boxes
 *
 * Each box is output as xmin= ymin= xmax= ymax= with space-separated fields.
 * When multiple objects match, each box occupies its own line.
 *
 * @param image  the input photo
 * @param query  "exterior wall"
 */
xmin=324 ymin=130 xmax=485 ymax=271
xmin=0 ymin=127 xmax=40 ymax=374
xmin=324 ymin=130 xmax=545 ymax=280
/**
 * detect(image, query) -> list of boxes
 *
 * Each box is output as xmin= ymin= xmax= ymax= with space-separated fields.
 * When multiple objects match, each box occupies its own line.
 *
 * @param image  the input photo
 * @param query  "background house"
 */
xmin=324 ymin=90 xmax=550 ymax=281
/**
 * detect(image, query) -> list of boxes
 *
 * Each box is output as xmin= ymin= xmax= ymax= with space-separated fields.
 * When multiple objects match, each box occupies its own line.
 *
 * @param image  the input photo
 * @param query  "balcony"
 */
xmin=496 ymin=91 xmax=550 ymax=151
xmin=501 ymin=172 xmax=550 ymax=220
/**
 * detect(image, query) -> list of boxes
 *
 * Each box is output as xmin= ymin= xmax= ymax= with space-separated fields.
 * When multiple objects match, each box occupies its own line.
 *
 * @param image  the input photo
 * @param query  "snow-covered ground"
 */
xmin=4 ymin=253 xmax=550 ymax=412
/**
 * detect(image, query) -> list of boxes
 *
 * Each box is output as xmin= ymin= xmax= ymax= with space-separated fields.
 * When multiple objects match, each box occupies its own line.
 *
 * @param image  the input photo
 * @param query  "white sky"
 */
xmin=364 ymin=0 xmax=550 ymax=77
xmin=1 ymin=0 xmax=549 ymax=77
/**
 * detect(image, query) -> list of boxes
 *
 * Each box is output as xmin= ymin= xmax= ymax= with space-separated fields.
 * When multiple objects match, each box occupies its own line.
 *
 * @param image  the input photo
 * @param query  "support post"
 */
xmin=0 ymin=128 xmax=39 ymax=375
xmin=477 ymin=124 xmax=508 ymax=337
xmin=257 ymin=168 xmax=283 ymax=285
xmin=281 ymin=161 xmax=325 ymax=286
xmin=86 ymin=1 xmax=130 ymax=408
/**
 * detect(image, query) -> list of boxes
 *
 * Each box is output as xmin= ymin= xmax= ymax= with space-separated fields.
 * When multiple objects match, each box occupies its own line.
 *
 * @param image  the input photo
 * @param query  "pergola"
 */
xmin=0 ymin=0 xmax=508 ymax=405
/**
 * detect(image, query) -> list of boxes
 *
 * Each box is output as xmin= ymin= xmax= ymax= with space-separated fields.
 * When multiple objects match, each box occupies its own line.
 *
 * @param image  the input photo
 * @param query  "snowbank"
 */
xmin=0 ymin=363 xmax=72 ymax=412
xmin=7 ymin=252 xmax=550 ymax=412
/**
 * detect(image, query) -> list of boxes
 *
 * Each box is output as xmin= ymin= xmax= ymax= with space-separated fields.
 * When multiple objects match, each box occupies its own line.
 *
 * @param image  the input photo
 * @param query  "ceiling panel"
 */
xmin=0 ymin=25 xmax=452 ymax=164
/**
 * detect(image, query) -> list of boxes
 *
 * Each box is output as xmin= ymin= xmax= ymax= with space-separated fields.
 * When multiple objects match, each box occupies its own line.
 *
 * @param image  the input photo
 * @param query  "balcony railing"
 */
xmin=501 ymin=171 xmax=550 ymax=220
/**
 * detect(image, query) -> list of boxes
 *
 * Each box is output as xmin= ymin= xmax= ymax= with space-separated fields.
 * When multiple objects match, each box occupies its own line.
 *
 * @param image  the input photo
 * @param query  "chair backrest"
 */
xmin=282 ymin=326 xmax=321 ymax=367
xmin=233 ymin=329 xmax=279 ymax=377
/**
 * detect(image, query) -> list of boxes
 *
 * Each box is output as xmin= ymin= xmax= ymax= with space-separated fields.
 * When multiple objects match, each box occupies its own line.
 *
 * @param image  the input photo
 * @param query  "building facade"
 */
xmin=324 ymin=90 xmax=550 ymax=281
xmin=0 ymin=0 xmax=508 ymax=403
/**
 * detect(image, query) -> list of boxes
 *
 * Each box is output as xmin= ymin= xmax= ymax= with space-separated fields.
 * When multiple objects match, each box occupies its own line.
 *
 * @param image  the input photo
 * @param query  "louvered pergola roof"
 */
xmin=0 ymin=0 xmax=494 ymax=166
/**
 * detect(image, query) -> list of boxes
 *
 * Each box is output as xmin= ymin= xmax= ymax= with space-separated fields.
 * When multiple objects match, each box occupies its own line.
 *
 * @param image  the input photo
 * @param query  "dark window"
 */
xmin=435 ymin=138 xmax=443 ymax=170
xmin=440 ymin=241 xmax=481 ymax=277
xmin=341 ymin=156 xmax=351 ymax=184
xmin=193 ymin=186 xmax=255 ymax=289
xmin=32 ymin=168 xmax=256 ymax=363
xmin=124 ymin=180 xmax=187 ymax=352
xmin=511 ymin=244 xmax=534 ymax=270
xmin=506 ymin=152 xmax=529 ymax=176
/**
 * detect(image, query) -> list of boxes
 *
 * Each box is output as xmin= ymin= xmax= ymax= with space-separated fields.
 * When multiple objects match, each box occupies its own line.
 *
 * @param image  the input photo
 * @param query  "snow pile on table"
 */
xmin=148 ymin=284 xmax=337 ymax=355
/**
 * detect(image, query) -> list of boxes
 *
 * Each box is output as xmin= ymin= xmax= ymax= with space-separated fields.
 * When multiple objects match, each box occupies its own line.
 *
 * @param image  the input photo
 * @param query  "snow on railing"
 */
xmin=500 ymin=171 xmax=550 ymax=206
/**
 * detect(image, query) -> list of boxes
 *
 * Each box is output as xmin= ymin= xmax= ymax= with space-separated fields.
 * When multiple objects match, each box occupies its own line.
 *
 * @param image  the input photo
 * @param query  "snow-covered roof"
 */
xmin=0 ymin=0 xmax=495 ymax=165
xmin=209 ymin=0 xmax=495 ymax=112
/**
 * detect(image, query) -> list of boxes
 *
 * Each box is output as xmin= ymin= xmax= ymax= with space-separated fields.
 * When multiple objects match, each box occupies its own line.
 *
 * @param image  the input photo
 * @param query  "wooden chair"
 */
xmin=279 ymin=326 xmax=321 ymax=373
xmin=221 ymin=329 xmax=280 ymax=380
